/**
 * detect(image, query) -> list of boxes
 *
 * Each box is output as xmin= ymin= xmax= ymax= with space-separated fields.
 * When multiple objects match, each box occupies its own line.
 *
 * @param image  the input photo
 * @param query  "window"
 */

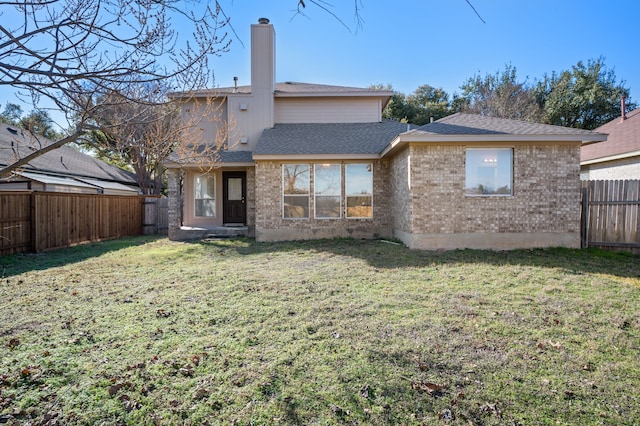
xmin=283 ymin=164 xmax=310 ymax=218
xmin=346 ymin=163 xmax=373 ymax=218
xmin=194 ymin=174 xmax=216 ymax=216
xmin=314 ymin=164 xmax=341 ymax=218
xmin=465 ymin=148 xmax=512 ymax=196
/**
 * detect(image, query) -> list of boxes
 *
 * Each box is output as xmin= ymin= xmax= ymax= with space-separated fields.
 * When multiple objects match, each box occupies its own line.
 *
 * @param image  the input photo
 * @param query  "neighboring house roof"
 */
xmin=254 ymin=121 xmax=413 ymax=159
xmin=0 ymin=125 xmax=138 ymax=186
xmin=581 ymin=108 xmax=640 ymax=163
xmin=172 ymin=82 xmax=394 ymax=99
xmin=17 ymin=171 xmax=101 ymax=190
xmin=383 ymin=113 xmax=607 ymax=157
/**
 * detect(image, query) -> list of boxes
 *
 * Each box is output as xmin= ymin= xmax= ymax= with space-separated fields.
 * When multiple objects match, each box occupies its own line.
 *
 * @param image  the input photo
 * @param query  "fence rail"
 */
xmin=0 ymin=192 xmax=164 ymax=255
xmin=581 ymin=180 xmax=640 ymax=252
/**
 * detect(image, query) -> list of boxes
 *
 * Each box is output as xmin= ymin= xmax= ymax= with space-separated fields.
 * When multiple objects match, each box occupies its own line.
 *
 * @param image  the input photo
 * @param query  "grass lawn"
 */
xmin=1 ymin=236 xmax=639 ymax=425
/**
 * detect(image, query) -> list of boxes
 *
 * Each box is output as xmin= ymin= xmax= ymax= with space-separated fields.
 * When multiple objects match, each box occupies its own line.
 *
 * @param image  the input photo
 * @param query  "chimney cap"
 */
xmin=258 ymin=18 xmax=270 ymax=24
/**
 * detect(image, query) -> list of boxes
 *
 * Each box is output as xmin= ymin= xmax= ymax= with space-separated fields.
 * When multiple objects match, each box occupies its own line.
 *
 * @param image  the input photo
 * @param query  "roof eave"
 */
xmin=274 ymin=91 xmax=394 ymax=98
xmin=252 ymin=153 xmax=380 ymax=161
xmin=165 ymin=160 xmax=255 ymax=168
xmin=381 ymin=133 xmax=607 ymax=157
xmin=581 ymin=149 xmax=640 ymax=165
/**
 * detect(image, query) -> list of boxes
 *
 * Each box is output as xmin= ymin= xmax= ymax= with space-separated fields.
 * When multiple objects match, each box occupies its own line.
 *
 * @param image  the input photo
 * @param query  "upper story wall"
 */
xmin=180 ymin=98 xmax=229 ymax=148
xmin=275 ymin=97 xmax=384 ymax=124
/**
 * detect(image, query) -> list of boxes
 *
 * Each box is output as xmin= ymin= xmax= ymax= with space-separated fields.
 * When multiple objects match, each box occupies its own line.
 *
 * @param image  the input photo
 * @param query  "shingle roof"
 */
xmin=416 ymin=113 xmax=601 ymax=136
xmin=165 ymin=148 xmax=254 ymax=165
xmin=581 ymin=108 xmax=640 ymax=161
xmin=0 ymin=125 xmax=137 ymax=184
xmin=254 ymin=121 xmax=413 ymax=156
xmin=218 ymin=150 xmax=254 ymax=163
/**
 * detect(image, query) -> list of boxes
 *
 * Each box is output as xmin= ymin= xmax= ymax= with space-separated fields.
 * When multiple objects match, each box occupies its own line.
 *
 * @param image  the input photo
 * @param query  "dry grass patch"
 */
xmin=0 ymin=236 xmax=639 ymax=425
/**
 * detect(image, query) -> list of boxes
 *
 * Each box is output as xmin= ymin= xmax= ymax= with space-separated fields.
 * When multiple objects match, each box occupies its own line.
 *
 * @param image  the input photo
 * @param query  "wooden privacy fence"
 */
xmin=144 ymin=197 xmax=169 ymax=235
xmin=581 ymin=180 xmax=640 ymax=251
xmin=0 ymin=192 xmax=164 ymax=255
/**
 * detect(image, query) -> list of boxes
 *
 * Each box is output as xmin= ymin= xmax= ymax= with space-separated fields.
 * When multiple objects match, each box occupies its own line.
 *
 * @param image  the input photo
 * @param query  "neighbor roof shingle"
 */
xmin=581 ymin=108 xmax=640 ymax=161
xmin=0 ymin=125 xmax=137 ymax=184
xmin=254 ymin=121 xmax=412 ymax=156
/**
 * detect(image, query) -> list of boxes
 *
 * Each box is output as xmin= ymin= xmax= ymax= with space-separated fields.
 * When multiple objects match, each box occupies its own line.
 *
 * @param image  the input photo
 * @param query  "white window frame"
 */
xmin=194 ymin=174 xmax=216 ymax=217
xmin=465 ymin=148 xmax=513 ymax=196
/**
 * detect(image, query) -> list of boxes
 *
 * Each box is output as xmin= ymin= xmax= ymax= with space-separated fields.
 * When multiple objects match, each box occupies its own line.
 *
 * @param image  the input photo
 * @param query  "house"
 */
xmin=166 ymin=18 xmax=606 ymax=250
xmin=0 ymin=125 xmax=140 ymax=195
xmin=580 ymin=102 xmax=640 ymax=180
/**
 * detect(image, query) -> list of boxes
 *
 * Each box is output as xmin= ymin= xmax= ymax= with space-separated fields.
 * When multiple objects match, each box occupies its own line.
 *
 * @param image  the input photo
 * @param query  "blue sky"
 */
xmin=212 ymin=0 xmax=639 ymax=98
xmin=2 ymin=0 xmax=639 ymax=129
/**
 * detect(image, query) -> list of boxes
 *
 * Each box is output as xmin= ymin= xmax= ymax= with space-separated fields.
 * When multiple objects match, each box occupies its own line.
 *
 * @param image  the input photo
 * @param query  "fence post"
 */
xmin=581 ymin=186 xmax=589 ymax=249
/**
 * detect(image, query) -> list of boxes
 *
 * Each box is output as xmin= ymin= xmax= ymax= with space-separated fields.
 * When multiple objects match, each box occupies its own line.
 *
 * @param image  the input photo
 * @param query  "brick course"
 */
xmin=390 ymin=142 xmax=582 ymax=249
xmin=255 ymin=160 xmax=391 ymax=241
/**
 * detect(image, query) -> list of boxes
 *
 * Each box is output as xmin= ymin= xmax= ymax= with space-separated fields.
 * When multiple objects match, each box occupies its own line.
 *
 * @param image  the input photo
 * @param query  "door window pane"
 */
xmin=228 ymin=178 xmax=243 ymax=201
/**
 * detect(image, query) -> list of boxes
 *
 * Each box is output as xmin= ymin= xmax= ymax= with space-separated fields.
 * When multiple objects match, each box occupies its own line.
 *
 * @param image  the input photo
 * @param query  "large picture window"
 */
xmin=194 ymin=174 xmax=216 ymax=217
xmin=346 ymin=163 xmax=373 ymax=218
xmin=314 ymin=164 xmax=341 ymax=218
xmin=283 ymin=164 xmax=310 ymax=218
xmin=465 ymin=148 xmax=513 ymax=196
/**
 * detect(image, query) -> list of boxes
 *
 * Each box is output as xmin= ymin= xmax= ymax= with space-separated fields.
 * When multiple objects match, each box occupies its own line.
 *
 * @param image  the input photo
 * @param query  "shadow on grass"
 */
xmin=197 ymin=237 xmax=640 ymax=280
xmin=3 ymin=235 xmax=638 ymax=280
xmin=0 ymin=235 xmax=163 ymax=277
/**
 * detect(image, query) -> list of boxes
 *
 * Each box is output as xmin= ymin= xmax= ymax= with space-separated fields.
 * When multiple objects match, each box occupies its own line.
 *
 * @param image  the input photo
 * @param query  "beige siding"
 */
xmin=581 ymin=156 xmax=640 ymax=180
xmin=181 ymin=98 xmax=229 ymax=146
xmin=181 ymin=167 xmax=255 ymax=231
xmin=227 ymin=94 xmax=268 ymax=151
xmin=182 ymin=169 xmax=224 ymax=228
xmin=274 ymin=97 xmax=382 ymax=123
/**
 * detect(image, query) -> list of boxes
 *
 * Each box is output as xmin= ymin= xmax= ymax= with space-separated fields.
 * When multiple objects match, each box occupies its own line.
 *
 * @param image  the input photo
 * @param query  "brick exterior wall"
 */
xmin=171 ymin=142 xmax=582 ymax=249
xmin=167 ymin=168 xmax=183 ymax=240
xmin=389 ymin=147 xmax=411 ymax=235
xmin=393 ymin=142 xmax=582 ymax=249
xmin=245 ymin=166 xmax=256 ymax=236
xmin=254 ymin=160 xmax=392 ymax=241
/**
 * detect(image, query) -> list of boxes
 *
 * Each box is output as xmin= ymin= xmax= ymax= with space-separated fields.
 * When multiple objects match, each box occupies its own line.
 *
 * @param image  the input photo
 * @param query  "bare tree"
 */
xmin=293 ymin=0 xmax=485 ymax=31
xmin=0 ymin=0 xmax=231 ymax=178
xmin=459 ymin=65 xmax=542 ymax=122
xmin=85 ymin=81 xmax=235 ymax=194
